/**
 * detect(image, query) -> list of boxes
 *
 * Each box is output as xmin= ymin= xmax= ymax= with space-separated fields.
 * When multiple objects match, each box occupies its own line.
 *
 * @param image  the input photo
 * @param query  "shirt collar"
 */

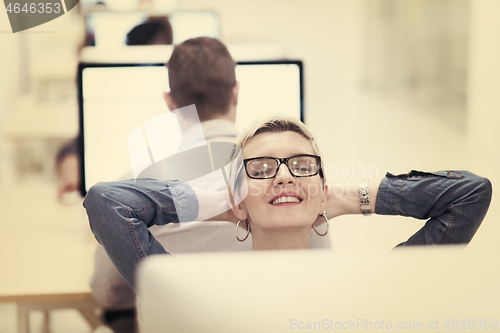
xmin=179 ymin=119 xmax=238 ymax=151
xmin=200 ymin=119 xmax=238 ymax=140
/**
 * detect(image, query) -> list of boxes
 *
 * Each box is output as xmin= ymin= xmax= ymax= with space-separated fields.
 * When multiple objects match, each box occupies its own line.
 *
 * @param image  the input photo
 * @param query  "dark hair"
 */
xmin=126 ymin=17 xmax=173 ymax=45
xmin=167 ymin=37 xmax=236 ymax=121
xmin=56 ymin=138 xmax=79 ymax=170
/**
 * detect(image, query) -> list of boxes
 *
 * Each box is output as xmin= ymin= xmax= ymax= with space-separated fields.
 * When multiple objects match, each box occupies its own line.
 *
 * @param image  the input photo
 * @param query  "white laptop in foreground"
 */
xmin=137 ymin=247 xmax=499 ymax=333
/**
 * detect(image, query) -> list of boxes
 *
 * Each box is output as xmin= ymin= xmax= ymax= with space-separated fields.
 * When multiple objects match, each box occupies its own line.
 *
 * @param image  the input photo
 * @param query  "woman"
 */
xmin=84 ymin=114 xmax=492 ymax=291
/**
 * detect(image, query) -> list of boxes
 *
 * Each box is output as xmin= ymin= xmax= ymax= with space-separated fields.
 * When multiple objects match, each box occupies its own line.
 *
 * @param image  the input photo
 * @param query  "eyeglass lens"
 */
xmin=246 ymin=155 xmax=319 ymax=179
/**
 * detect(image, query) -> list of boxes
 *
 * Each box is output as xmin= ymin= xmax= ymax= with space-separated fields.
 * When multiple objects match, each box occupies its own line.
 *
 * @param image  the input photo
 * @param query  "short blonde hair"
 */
xmin=235 ymin=114 xmax=325 ymax=183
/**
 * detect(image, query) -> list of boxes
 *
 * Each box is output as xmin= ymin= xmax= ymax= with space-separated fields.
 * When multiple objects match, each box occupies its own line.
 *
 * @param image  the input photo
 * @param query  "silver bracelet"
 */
xmin=359 ymin=180 xmax=371 ymax=215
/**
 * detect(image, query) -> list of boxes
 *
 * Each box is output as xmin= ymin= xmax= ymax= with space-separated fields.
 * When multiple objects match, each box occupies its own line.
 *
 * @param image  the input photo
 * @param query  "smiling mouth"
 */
xmin=270 ymin=196 xmax=303 ymax=205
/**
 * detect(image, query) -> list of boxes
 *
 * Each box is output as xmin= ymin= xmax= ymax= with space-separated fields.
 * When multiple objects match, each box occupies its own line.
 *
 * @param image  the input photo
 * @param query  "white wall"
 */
xmin=0 ymin=12 xmax=20 ymax=122
xmin=0 ymin=11 xmax=21 ymax=186
xmin=178 ymin=0 xmax=365 ymax=103
xmin=361 ymin=0 xmax=470 ymax=103
xmin=465 ymin=0 xmax=500 ymax=252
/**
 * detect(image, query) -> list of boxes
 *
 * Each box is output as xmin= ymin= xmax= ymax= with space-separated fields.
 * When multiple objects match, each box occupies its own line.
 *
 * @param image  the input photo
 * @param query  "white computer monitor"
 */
xmin=169 ymin=11 xmax=220 ymax=44
xmin=85 ymin=11 xmax=219 ymax=47
xmin=136 ymin=247 xmax=497 ymax=333
xmin=78 ymin=61 xmax=304 ymax=194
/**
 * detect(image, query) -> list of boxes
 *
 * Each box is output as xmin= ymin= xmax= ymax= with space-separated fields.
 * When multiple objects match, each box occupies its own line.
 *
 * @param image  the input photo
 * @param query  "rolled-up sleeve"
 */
xmin=375 ymin=170 xmax=492 ymax=246
xmin=83 ymin=179 xmax=199 ymax=290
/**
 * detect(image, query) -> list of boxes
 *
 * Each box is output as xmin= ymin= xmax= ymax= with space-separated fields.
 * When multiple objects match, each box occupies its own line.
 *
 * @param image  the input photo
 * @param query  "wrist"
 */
xmin=359 ymin=180 xmax=372 ymax=215
xmin=326 ymin=179 xmax=381 ymax=218
xmin=326 ymin=182 xmax=360 ymax=218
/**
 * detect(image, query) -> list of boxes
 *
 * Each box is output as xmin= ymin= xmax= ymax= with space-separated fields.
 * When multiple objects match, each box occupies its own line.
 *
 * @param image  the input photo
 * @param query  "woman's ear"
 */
xmin=230 ymin=200 xmax=248 ymax=222
xmin=319 ymin=183 xmax=329 ymax=214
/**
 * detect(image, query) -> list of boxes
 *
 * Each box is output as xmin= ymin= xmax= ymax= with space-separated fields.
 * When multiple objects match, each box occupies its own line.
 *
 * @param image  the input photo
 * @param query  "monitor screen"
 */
xmin=137 ymin=248 xmax=496 ymax=333
xmin=169 ymin=11 xmax=220 ymax=44
xmin=80 ymin=0 xmax=176 ymax=13
xmin=78 ymin=61 xmax=303 ymax=194
xmin=85 ymin=11 xmax=219 ymax=47
xmin=86 ymin=12 xmax=149 ymax=47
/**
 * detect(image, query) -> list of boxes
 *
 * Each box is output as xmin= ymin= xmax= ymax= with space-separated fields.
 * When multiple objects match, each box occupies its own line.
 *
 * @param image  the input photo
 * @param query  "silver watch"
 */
xmin=359 ymin=180 xmax=371 ymax=215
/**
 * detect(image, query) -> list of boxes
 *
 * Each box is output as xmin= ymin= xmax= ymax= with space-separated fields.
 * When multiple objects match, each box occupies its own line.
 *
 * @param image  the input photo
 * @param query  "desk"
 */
xmin=0 ymin=183 xmax=100 ymax=333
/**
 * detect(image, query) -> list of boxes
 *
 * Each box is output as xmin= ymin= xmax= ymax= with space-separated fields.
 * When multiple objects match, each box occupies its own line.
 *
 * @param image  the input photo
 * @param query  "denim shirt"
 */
xmin=376 ymin=170 xmax=491 ymax=246
xmin=84 ymin=170 xmax=492 ymax=291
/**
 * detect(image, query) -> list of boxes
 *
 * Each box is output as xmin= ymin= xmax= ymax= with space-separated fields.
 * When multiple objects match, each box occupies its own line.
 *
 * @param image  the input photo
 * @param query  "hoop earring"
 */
xmin=235 ymin=219 xmax=251 ymax=242
xmin=312 ymin=211 xmax=329 ymax=237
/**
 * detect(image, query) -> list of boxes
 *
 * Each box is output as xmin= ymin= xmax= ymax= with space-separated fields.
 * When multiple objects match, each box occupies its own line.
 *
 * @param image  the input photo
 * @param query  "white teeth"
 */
xmin=271 ymin=196 xmax=301 ymax=205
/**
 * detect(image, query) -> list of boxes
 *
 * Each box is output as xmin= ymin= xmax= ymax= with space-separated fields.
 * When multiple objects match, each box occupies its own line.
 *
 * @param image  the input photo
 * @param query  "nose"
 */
xmin=274 ymin=163 xmax=295 ymax=185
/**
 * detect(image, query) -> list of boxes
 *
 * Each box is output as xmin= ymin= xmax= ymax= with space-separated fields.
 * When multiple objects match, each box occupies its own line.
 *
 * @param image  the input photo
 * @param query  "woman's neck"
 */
xmin=251 ymin=226 xmax=311 ymax=251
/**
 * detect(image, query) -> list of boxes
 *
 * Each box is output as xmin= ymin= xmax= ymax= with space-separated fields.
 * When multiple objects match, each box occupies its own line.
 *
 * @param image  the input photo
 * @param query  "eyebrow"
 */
xmin=244 ymin=152 xmax=315 ymax=159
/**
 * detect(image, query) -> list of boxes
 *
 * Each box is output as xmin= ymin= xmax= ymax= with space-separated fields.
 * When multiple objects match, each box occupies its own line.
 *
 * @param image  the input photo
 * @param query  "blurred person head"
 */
xmin=229 ymin=114 xmax=328 ymax=250
xmin=56 ymin=139 xmax=81 ymax=202
xmin=126 ymin=17 xmax=173 ymax=45
xmin=163 ymin=37 xmax=239 ymax=122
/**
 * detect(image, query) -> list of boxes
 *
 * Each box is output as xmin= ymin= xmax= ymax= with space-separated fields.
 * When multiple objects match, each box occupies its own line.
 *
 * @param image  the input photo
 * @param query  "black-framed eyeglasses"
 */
xmin=243 ymin=154 xmax=322 ymax=179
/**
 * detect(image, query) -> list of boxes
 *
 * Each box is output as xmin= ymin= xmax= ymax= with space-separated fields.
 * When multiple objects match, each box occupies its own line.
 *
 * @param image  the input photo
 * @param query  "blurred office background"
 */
xmin=0 ymin=0 xmax=499 ymax=331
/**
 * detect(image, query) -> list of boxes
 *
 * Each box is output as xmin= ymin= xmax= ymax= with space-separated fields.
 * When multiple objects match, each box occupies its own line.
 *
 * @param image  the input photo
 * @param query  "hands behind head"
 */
xmin=193 ymin=187 xmax=239 ymax=223
xmin=312 ymin=184 xmax=345 ymax=226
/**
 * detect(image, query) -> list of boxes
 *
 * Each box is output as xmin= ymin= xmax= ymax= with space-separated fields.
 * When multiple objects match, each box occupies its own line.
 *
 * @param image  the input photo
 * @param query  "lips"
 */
xmin=269 ymin=192 xmax=303 ymax=205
